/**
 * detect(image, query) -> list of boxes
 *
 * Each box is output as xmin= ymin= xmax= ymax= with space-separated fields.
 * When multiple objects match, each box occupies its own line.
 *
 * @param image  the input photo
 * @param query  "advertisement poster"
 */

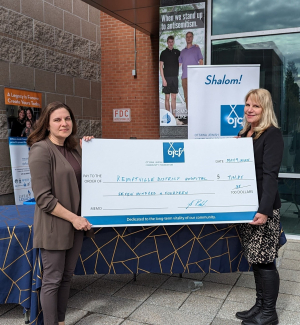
xmin=159 ymin=2 xmax=205 ymax=127
xmin=4 ymin=88 xmax=42 ymax=204
xmin=187 ymin=65 xmax=260 ymax=139
xmin=8 ymin=137 xmax=33 ymax=205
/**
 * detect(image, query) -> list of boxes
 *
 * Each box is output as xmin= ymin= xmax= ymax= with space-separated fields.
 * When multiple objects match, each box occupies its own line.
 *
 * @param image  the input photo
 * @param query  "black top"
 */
xmin=160 ymin=47 xmax=180 ymax=77
xmin=11 ymin=119 xmax=25 ymax=137
xmin=240 ymin=126 xmax=284 ymax=217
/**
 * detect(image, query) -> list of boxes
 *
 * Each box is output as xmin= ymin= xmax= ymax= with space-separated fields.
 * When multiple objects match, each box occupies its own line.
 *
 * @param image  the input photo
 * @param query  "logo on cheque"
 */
xmin=163 ymin=142 xmax=185 ymax=163
xmin=220 ymin=105 xmax=244 ymax=136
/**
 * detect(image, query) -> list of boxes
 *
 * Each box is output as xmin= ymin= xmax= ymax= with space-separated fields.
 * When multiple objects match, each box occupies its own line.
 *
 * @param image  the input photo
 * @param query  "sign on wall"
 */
xmin=187 ymin=65 xmax=260 ymax=139
xmin=4 ymin=88 xmax=42 ymax=204
xmin=113 ymin=109 xmax=131 ymax=122
xmin=159 ymin=2 xmax=205 ymax=127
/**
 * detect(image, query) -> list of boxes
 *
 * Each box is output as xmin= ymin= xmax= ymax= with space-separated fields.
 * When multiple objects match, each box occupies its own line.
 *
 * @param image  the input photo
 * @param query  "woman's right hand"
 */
xmin=72 ymin=216 xmax=92 ymax=231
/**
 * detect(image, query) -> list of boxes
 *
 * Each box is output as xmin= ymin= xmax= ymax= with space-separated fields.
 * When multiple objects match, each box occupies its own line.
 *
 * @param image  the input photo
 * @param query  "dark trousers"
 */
xmin=40 ymin=230 xmax=84 ymax=325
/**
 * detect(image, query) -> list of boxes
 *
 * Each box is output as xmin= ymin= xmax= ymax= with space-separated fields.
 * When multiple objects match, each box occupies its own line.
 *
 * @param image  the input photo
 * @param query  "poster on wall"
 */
xmin=159 ymin=2 xmax=205 ymax=127
xmin=4 ymin=88 xmax=42 ymax=204
xmin=187 ymin=65 xmax=260 ymax=139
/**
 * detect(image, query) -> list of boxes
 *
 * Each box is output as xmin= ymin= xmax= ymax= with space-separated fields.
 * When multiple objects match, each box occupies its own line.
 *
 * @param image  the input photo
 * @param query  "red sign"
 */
xmin=113 ymin=109 xmax=131 ymax=122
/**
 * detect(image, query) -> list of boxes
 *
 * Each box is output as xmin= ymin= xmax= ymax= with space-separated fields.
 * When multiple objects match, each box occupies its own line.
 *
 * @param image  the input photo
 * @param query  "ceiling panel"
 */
xmin=82 ymin=0 xmax=160 ymax=35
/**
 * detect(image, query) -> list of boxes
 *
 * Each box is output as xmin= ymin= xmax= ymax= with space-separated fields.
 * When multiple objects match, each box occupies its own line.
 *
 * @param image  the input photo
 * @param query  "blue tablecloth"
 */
xmin=0 ymin=205 xmax=287 ymax=324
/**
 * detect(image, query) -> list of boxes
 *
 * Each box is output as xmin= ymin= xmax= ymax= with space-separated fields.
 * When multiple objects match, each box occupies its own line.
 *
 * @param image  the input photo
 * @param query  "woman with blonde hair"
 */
xmin=235 ymin=89 xmax=283 ymax=325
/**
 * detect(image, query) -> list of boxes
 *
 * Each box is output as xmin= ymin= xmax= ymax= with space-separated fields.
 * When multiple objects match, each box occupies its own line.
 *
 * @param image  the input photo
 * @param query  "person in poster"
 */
xmin=159 ymin=36 xmax=181 ymax=118
xmin=179 ymin=31 xmax=203 ymax=112
xmin=159 ymin=2 xmax=205 ymax=126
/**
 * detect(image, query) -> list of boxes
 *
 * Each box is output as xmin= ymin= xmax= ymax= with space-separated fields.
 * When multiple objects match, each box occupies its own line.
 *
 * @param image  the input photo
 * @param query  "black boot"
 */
xmin=242 ymin=268 xmax=279 ymax=325
xmin=235 ymin=265 xmax=263 ymax=321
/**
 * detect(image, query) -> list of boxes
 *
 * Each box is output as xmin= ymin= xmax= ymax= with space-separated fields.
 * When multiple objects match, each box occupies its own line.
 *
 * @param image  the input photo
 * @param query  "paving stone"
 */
xmin=133 ymin=273 xmax=170 ymax=288
xmin=68 ymin=291 xmax=141 ymax=318
xmin=121 ymin=321 xmax=146 ymax=325
xmin=102 ymin=273 xmax=135 ymax=283
xmin=235 ymin=273 xmax=255 ymax=289
xmin=277 ymin=292 xmax=300 ymax=312
xmin=64 ymin=307 xmax=89 ymax=325
xmin=217 ymin=300 xmax=250 ymax=321
xmin=146 ymin=288 xmax=189 ymax=309
xmin=203 ymin=272 xmax=241 ymax=285
xmin=113 ymin=283 xmax=156 ymax=302
xmin=180 ymin=294 xmax=223 ymax=317
xmin=160 ymin=276 xmax=193 ymax=293
xmin=129 ymin=303 xmax=214 ymax=325
xmin=192 ymin=281 xmax=232 ymax=300
xmin=0 ymin=305 xmax=24 ymax=325
xmin=283 ymin=249 xmax=300 ymax=261
xmin=279 ymin=268 xmax=300 ymax=283
xmin=226 ymin=286 xmax=256 ymax=304
xmin=0 ymin=304 xmax=17 ymax=316
xmin=211 ymin=317 xmax=240 ymax=325
xmin=280 ymin=258 xmax=300 ymax=271
xmin=182 ymin=272 xmax=206 ymax=281
xmin=285 ymin=241 xmax=300 ymax=252
xmin=279 ymin=279 xmax=300 ymax=296
xmin=83 ymin=278 xmax=126 ymax=296
xmin=71 ymin=274 xmax=100 ymax=290
xmin=75 ymin=313 xmax=123 ymax=325
xmin=277 ymin=309 xmax=300 ymax=325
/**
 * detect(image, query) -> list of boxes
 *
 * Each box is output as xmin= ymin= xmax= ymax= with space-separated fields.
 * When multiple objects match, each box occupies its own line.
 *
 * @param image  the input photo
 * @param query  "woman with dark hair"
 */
xmin=27 ymin=101 xmax=94 ymax=325
xmin=235 ymin=89 xmax=284 ymax=325
xmin=11 ymin=107 xmax=26 ymax=136
xmin=26 ymin=107 xmax=36 ymax=128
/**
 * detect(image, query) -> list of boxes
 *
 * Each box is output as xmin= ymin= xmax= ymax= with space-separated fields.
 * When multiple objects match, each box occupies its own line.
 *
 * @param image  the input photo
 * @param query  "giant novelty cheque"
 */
xmin=82 ymin=138 xmax=258 ymax=227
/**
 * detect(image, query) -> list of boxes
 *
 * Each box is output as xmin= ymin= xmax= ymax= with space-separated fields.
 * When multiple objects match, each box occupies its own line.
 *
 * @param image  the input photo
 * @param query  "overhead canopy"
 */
xmin=82 ymin=0 xmax=160 ymax=36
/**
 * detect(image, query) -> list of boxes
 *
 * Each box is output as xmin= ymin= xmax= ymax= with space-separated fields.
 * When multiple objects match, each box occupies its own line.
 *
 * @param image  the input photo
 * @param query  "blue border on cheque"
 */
xmin=85 ymin=211 xmax=256 ymax=226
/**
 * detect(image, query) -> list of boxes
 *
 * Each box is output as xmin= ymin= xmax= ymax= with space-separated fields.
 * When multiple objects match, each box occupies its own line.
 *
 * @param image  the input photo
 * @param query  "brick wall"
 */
xmin=100 ymin=12 xmax=160 ymax=139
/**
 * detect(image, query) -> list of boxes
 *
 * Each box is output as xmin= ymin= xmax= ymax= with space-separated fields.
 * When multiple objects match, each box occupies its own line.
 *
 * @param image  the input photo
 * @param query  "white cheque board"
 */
xmin=82 ymin=138 xmax=259 ymax=227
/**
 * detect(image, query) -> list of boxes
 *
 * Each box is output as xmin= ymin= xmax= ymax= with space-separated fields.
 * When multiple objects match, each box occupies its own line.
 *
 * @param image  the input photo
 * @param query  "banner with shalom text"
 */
xmin=188 ymin=65 xmax=260 ymax=139
xmin=159 ymin=2 xmax=205 ymax=127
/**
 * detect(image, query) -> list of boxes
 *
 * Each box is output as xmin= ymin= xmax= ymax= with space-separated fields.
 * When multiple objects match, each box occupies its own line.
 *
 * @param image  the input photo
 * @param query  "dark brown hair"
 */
xmin=167 ymin=35 xmax=174 ymax=42
xmin=27 ymin=101 xmax=78 ymax=149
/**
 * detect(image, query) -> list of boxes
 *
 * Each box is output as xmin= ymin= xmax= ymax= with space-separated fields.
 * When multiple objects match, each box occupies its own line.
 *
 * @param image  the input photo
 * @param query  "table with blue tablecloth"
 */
xmin=0 ymin=205 xmax=286 ymax=324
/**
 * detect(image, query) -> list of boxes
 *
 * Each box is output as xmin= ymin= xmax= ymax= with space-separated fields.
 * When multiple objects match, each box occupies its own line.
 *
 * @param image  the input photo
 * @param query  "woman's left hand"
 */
xmin=80 ymin=136 xmax=94 ymax=148
xmin=249 ymin=212 xmax=268 ymax=226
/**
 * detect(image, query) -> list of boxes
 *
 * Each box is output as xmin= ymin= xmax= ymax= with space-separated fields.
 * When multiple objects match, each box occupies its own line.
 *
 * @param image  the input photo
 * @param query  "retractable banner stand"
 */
xmin=9 ymin=137 xmax=33 ymax=205
xmin=188 ymin=65 xmax=260 ymax=139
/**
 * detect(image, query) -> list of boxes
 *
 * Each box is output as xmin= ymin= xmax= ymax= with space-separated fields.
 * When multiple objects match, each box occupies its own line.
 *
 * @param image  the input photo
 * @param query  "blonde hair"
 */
xmin=240 ymin=88 xmax=279 ymax=139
